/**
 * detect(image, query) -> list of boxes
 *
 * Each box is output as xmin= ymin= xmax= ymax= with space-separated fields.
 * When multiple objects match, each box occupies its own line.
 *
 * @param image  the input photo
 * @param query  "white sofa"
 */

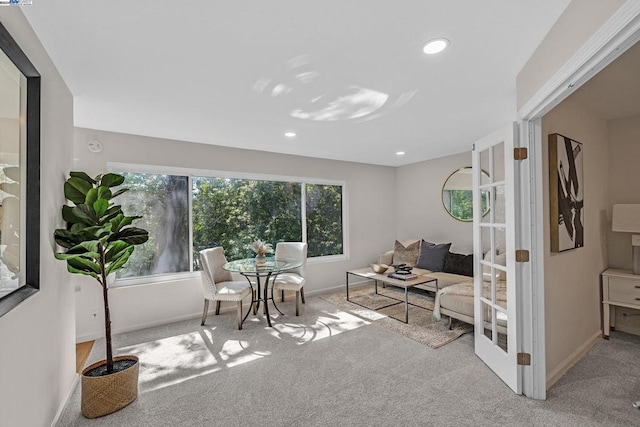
xmin=378 ymin=240 xmax=506 ymax=332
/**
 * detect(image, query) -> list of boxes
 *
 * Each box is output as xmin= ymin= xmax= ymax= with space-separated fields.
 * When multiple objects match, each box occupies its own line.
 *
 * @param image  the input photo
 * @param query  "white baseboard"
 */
xmin=546 ymin=330 xmax=601 ymax=390
xmin=76 ymin=311 xmax=204 ymax=342
xmin=51 ymin=373 xmax=79 ymax=427
xmin=76 ymin=280 xmax=372 ymax=343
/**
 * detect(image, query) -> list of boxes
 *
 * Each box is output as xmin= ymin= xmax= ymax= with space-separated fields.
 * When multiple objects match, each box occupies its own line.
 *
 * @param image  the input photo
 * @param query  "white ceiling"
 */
xmin=23 ymin=1 xmax=570 ymax=166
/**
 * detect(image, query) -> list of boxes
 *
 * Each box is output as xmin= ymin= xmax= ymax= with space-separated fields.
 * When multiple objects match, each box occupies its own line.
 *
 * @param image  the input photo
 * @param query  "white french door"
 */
xmin=472 ymin=123 xmax=522 ymax=393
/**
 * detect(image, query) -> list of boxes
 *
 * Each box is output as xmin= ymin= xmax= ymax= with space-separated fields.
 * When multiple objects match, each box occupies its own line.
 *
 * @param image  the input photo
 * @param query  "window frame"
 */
xmin=108 ymin=162 xmax=348 ymax=285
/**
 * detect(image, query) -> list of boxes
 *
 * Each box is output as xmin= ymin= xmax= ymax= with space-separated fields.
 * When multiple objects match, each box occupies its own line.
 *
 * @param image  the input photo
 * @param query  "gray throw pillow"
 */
xmin=416 ymin=240 xmax=451 ymax=272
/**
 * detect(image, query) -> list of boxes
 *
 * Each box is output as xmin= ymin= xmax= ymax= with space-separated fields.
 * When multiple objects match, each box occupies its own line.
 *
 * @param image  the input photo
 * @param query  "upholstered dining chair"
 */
xmin=272 ymin=242 xmax=307 ymax=316
xmin=199 ymin=247 xmax=253 ymax=330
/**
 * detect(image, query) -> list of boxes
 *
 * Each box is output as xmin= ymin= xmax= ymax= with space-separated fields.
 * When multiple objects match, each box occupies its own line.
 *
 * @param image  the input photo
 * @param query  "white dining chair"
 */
xmin=199 ymin=247 xmax=253 ymax=330
xmin=273 ymin=242 xmax=307 ymax=316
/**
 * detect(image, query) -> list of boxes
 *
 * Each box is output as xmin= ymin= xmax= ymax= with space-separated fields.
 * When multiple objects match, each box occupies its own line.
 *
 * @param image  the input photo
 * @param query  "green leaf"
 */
xmin=84 ymin=188 xmax=98 ymax=207
xmin=97 ymin=186 xmax=112 ymax=201
xmin=106 ymin=248 xmax=133 ymax=275
xmin=72 ymin=204 xmax=99 ymax=225
xmin=110 ymin=214 xmax=142 ymax=233
xmin=69 ymin=171 xmax=97 ymax=184
xmin=66 ymin=263 xmax=99 ymax=279
xmin=64 ymin=177 xmax=93 ymax=205
xmin=62 ymin=205 xmax=83 ymax=224
xmin=93 ymin=199 xmax=109 ymax=218
xmin=109 ymin=227 xmax=149 ymax=245
xmin=66 ymin=241 xmax=101 ymax=258
xmin=111 ymin=188 xmax=129 ymax=199
xmin=105 ymin=240 xmax=133 ymax=263
xmin=100 ymin=173 xmax=125 ymax=188
xmin=67 ymin=256 xmax=101 ymax=274
xmin=54 ymin=229 xmax=81 ymax=249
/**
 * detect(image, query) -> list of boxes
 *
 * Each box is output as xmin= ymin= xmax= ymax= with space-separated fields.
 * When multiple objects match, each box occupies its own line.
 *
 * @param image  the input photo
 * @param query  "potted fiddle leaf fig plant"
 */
xmin=54 ymin=171 xmax=149 ymax=418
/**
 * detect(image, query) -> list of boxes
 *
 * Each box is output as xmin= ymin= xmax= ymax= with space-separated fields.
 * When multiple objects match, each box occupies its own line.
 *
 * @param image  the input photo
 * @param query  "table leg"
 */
xmin=263 ymin=273 xmax=272 ymax=327
xmin=404 ymin=287 xmax=409 ymax=323
xmin=603 ymin=302 xmax=610 ymax=339
xmin=346 ymin=272 xmax=350 ymax=301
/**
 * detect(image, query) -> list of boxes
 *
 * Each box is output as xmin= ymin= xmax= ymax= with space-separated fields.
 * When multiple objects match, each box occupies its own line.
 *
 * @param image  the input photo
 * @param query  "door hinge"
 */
xmin=517 ymin=353 xmax=531 ymax=366
xmin=515 ymin=250 xmax=530 ymax=262
xmin=514 ymin=147 xmax=528 ymax=160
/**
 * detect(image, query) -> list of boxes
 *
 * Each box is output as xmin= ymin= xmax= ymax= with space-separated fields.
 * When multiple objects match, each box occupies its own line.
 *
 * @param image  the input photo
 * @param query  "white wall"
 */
xmin=0 ymin=9 xmax=75 ymax=427
xmin=396 ymin=151 xmax=473 ymax=253
xmin=541 ymin=95 xmax=610 ymax=385
xmin=516 ymin=0 xmax=626 ymax=110
xmin=73 ymin=127 xmax=397 ymax=341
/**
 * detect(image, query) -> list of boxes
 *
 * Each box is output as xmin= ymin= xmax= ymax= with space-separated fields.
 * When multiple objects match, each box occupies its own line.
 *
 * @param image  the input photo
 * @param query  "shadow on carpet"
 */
xmin=320 ymin=284 xmax=472 ymax=349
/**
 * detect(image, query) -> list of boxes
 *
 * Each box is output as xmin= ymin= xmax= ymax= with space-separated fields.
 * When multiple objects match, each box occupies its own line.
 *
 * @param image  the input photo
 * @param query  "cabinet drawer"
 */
xmin=609 ymin=277 xmax=640 ymax=304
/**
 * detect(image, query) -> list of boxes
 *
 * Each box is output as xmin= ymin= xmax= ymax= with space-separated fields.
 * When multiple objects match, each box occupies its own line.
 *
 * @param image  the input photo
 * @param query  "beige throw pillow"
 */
xmin=392 ymin=240 xmax=420 ymax=267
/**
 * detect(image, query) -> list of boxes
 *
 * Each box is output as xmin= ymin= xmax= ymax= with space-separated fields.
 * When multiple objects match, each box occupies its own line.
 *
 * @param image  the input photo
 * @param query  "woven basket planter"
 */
xmin=81 ymin=355 xmax=139 ymax=418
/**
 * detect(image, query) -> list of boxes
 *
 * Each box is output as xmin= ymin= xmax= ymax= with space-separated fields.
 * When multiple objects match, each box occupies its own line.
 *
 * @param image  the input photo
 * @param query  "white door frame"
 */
xmin=518 ymin=1 xmax=640 ymax=399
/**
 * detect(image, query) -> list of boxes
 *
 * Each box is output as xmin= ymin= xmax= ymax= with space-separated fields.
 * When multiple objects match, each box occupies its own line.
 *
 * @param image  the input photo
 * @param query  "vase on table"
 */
xmin=255 ymin=253 xmax=267 ymax=267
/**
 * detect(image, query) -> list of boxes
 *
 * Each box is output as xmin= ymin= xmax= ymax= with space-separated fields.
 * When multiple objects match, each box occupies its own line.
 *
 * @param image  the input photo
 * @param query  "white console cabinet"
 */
xmin=602 ymin=269 xmax=640 ymax=339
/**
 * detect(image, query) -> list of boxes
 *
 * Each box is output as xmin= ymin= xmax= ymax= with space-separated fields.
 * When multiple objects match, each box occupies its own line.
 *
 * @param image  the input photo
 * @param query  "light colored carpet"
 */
xmin=56 ymin=296 xmax=640 ymax=426
xmin=320 ymin=284 xmax=473 ymax=348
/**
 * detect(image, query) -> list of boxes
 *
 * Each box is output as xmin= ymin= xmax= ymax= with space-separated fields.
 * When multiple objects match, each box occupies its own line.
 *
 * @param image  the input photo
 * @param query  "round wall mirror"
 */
xmin=442 ymin=167 xmax=490 ymax=221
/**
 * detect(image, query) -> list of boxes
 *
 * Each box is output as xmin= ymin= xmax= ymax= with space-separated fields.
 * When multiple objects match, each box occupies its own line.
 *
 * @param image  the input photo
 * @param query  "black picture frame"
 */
xmin=0 ymin=21 xmax=41 ymax=318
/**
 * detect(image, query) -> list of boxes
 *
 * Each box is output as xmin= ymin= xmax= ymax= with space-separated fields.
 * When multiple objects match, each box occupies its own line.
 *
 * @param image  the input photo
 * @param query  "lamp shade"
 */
xmin=612 ymin=204 xmax=640 ymax=233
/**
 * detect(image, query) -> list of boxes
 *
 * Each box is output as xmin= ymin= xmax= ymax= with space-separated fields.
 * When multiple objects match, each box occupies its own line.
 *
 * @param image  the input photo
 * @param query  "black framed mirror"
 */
xmin=442 ymin=167 xmax=490 ymax=222
xmin=0 ymin=21 xmax=41 ymax=318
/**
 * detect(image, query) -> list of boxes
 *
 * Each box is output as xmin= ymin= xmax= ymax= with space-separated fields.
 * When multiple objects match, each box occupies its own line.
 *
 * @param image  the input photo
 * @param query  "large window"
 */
xmin=113 ymin=168 xmax=345 ymax=281
xmin=117 ymin=173 xmax=190 ymax=279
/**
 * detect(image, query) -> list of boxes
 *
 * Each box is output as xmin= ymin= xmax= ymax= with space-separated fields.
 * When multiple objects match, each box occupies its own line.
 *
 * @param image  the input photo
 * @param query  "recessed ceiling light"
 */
xmin=396 ymin=151 xmax=405 ymax=156
xmin=284 ymin=131 xmax=297 ymax=138
xmin=423 ymin=38 xmax=449 ymax=55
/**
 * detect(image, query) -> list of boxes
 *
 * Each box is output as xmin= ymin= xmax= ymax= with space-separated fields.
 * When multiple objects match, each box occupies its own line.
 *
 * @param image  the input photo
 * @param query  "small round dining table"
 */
xmin=223 ymin=258 xmax=302 ymax=327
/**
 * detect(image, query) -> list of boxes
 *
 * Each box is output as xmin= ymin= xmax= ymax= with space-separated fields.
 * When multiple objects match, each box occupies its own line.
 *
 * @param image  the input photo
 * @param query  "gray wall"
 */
xmin=607 ymin=114 xmax=640 ymax=334
xmin=73 ymin=127 xmax=398 ymax=341
xmin=0 ymin=9 xmax=75 ymax=427
xmin=396 ymin=151 xmax=474 ymax=253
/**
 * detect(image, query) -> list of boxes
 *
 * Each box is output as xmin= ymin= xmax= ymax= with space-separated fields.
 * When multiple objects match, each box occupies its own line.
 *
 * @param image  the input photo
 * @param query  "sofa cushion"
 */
xmin=443 ymin=252 xmax=474 ymax=277
xmin=392 ymin=240 xmax=420 ymax=267
xmin=416 ymin=240 xmax=451 ymax=272
xmin=426 ymin=271 xmax=474 ymax=288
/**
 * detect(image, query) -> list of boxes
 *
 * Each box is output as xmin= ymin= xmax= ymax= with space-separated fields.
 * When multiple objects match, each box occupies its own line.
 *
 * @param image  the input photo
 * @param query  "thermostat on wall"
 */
xmin=88 ymin=140 xmax=103 ymax=153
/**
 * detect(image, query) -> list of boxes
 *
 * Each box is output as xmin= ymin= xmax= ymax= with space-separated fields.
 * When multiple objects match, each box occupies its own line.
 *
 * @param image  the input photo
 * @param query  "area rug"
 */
xmin=320 ymin=284 xmax=473 ymax=349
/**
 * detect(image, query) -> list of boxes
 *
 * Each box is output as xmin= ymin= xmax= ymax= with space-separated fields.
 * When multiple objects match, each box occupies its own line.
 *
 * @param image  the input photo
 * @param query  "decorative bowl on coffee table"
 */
xmin=371 ymin=263 xmax=389 ymax=274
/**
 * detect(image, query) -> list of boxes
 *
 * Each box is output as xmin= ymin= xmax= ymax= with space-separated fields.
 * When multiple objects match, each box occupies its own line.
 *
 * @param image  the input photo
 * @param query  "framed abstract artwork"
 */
xmin=549 ymin=133 xmax=584 ymax=252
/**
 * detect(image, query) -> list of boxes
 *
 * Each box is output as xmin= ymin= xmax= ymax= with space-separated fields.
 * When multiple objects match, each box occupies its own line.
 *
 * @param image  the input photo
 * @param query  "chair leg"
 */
xmin=237 ymin=300 xmax=243 ymax=330
xmin=281 ymin=290 xmax=285 ymax=302
xmin=201 ymin=299 xmax=209 ymax=326
xmin=215 ymin=300 xmax=221 ymax=315
xmin=300 ymin=287 xmax=305 ymax=304
xmin=295 ymin=291 xmax=300 ymax=316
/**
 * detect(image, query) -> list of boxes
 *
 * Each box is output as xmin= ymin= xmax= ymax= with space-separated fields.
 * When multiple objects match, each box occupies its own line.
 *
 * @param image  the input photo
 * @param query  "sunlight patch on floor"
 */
xmin=119 ymin=331 xmax=268 ymax=393
xmin=271 ymin=309 xmax=371 ymax=344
